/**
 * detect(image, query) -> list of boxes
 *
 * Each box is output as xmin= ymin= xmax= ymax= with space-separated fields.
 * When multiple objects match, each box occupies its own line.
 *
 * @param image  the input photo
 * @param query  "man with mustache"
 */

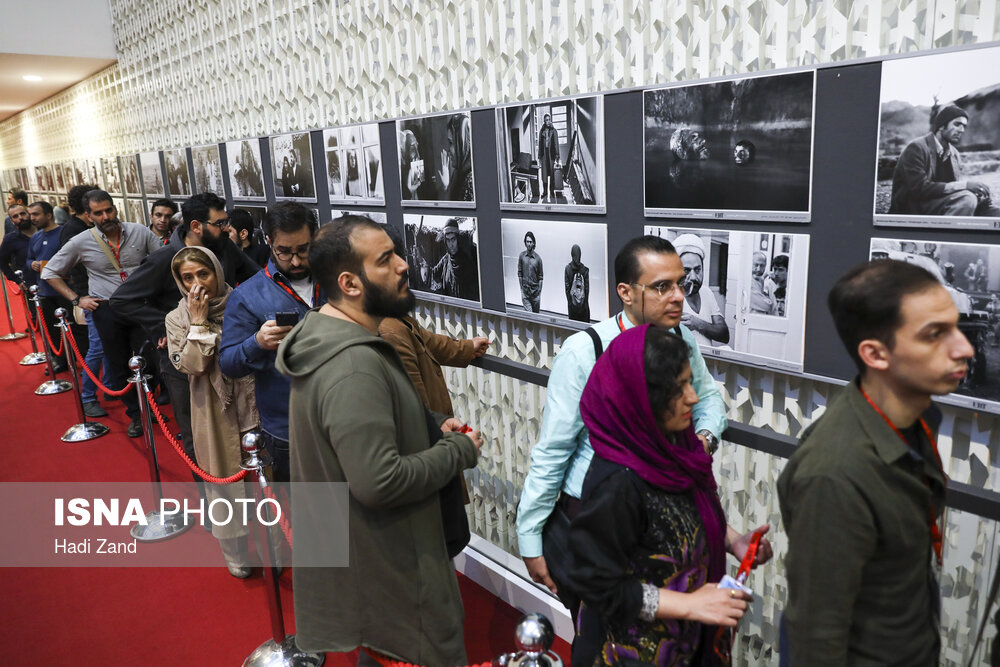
xmin=674 ymin=233 xmax=730 ymax=346
xmin=219 ymin=201 xmax=323 ymax=483
xmin=778 ymin=259 xmax=972 ymax=665
xmin=110 ymin=192 xmax=260 ymax=468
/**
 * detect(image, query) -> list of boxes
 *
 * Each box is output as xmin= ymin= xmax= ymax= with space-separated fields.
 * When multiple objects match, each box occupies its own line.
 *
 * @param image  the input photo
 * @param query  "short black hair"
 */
xmin=263 ymin=201 xmax=317 ymax=241
xmin=10 ymin=189 xmax=27 ymax=204
xmin=181 ymin=192 xmax=226 ymax=229
xmin=772 ymin=254 xmax=789 ymax=270
xmin=644 ymin=327 xmax=692 ymax=428
xmin=310 ymin=215 xmax=386 ymax=301
xmin=150 ymin=198 xmax=178 ymax=216
xmin=228 ymin=208 xmax=255 ymax=237
xmin=614 ymin=235 xmax=677 ymax=286
xmin=67 ymin=184 xmax=98 ymax=214
xmin=86 ymin=190 xmax=114 ymax=211
xmin=524 ymin=231 xmax=536 ymax=245
xmin=29 ymin=201 xmax=53 ymax=216
xmin=828 ymin=259 xmax=942 ymax=374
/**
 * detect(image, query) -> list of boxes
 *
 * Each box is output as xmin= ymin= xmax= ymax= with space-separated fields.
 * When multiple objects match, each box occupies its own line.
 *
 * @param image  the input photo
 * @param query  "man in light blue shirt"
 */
xmin=516 ymin=235 xmax=728 ymax=597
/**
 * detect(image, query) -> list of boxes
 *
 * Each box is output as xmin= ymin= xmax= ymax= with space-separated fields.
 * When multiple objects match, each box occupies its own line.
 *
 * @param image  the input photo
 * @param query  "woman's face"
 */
xmin=178 ymin=260 xmax=219 ymax=299
xmin=660 ymin=363 xmax=699 ymax=433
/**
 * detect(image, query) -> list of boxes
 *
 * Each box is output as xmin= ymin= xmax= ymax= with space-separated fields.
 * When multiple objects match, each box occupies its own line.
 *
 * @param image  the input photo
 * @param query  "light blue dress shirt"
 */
xmin=515 ymin=311 xmax=728 ymax=557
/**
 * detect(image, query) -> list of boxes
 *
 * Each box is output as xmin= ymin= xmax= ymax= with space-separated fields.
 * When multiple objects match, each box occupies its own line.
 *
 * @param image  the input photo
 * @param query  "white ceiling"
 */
xmin=0 ymin=0 xmax=117 ymax=122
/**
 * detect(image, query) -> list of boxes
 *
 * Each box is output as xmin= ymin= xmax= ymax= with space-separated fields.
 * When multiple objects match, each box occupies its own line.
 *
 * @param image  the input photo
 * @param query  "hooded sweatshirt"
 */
xmin=276 ymin=309 xmax=477 ymax=666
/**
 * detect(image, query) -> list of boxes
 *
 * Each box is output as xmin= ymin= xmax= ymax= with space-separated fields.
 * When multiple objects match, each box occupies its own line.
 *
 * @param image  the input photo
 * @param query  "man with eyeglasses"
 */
xmin=110 ymin=192 xmax=259 ymax=451
xmin=220 ymin=201 xmax=323 ymax=483
xmin=515 ymin=235 xmax=728 ymax=662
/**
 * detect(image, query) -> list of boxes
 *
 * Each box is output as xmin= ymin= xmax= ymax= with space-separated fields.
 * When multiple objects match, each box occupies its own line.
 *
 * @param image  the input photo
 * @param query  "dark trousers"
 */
xmin=90 ymin=301 xmax=142 ymax=419
xmin=157 ymin=349 xmax=206 ymax=493
xmin=39 ymin=296 xmax=67 ymax=367
xmin=260 ymin=431 xmax=290 ymax=484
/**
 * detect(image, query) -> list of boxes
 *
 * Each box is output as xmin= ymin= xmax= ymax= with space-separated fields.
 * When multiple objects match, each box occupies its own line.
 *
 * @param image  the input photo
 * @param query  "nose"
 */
xmin=290 ymin=253 xmax=303 ymax=266
xmin=685 ymin=383 xmax=700 ymax=406
xmin=953 ymin=330 xmax=975 ymax=360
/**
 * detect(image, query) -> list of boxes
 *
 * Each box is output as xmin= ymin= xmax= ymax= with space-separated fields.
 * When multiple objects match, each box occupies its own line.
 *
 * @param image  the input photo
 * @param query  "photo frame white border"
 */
xmin=396 ymin=110 xmax=477 ymax=209
xmin=139 ymin=152 xmax=165 ymax=198
xmin=225 ymin=137 xmax=268 ymax=202
xmin=269 ymin=131 xmax=318 ymax=203
xmin=402 ymin=213 xmax=482 ymax=307
xmin=322 ymin=123 xmax=386 ymax=206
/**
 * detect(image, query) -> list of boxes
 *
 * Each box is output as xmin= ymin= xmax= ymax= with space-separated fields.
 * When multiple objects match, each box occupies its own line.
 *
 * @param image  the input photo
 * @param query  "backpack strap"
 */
xmin=584 ymin=326 xmax=603 ymax=360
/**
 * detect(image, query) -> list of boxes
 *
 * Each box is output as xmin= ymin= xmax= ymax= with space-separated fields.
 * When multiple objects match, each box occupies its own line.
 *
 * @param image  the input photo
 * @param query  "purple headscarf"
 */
xmin=580 ymin=324 xmax=727 ymax=580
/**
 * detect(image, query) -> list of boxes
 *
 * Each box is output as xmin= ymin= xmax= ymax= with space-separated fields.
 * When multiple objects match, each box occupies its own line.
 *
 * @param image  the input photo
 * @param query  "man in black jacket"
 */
xmin=110 ymin=192 xmax=260 ymax=465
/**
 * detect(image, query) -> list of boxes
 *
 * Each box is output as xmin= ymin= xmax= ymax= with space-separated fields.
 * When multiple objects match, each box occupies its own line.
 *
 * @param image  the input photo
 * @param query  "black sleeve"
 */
xmin=566 ymin=468 xmax=647 ymax=625
xmin=235 ymin=247 xmax=262 ymax=284
xmin=0 ymin=236 xmax=17 ymax=282
xmin=109 ymin=254 xmax=172 ymax=341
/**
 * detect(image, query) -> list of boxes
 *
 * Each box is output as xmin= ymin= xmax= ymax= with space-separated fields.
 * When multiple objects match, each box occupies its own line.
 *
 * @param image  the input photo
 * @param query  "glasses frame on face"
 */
xmin=630 ymin=281 xmax=683 ymax=298
xmin=273 ymin=244 xmax=311 ymax=262
xmin=202 ymin=217 xmax=230 ymax=230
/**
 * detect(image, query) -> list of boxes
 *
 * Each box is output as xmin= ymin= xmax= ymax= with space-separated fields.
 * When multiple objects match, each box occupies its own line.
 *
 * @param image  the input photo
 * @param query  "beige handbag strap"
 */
xmin=89 ymin=227 xmax=123 ymax=274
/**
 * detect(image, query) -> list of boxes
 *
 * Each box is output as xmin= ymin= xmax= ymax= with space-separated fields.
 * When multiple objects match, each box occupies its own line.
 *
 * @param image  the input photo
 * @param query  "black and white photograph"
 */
xmin=85 ymin=160 xmax=101 ymax=188
xmin=190 ymin=144 xmax=224 ymax=196
xmin=501 ymin=218 xmax=608 ymax=324
xmin=870 ymin=237 xmax=1000 ymax=410
xmin=645 ymin=225 xmax=810 ymax=371
xmin=270 ymin=131 xmax=316 ymax=201
xmin=164 ymin=148 xmax=191 ymax=198
xmin=36 ymin=165 xmax=54 ymax=192
xmin=402 ymin=214 xmax=481 ymax=305
xmin=67 ymin=161 xmax=85 ymax=187
xmin=53 ymin=164 xmax=66 ymax=193
xmin=496 ymin=96 xmax=606 ymax=213
xmin=100 ymin=157 xmax=122 ymax=195
xmin=644 ymin=70 xmax=815 ymax=222
xmin=122 ymin=155 xmax=141 ymax=196
xmin=323 ymin=124 xmax=385 ymax=204
xmin=874 ymin=45 xmax=1000 ymax=228
xmin=396 ymin=111 xmax=476 ymax=207
xmin=332 ymin=209 xmax=388 ymax=225
xmin=139 ymin=152 xmax=164 ymax=197
xmin=124 ymin=199 xmax=147 ymax=225
xmin=226 ymin=138 xmax=266 ymax=200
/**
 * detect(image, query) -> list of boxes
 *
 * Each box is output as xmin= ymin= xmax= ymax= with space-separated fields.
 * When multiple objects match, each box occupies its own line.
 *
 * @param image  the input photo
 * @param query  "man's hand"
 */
xmin=30 ymin=260 xmax=42 ymax=272
xmin=255 ymin=319 xmax=293 ymax=351
xmin=523 ymin=555 xmax=558 ymax=595
xmin=728 ymin=524 xmax=773 ymax=566
xmin=471 ymin=336 xmax=489 ymax=357
xmin=441 ymin=417 xmax=484 ymax=450
xmin=968 ymin=180 xmax=993 ymax=201
xmin=157 ymin=336 xmax=167 ymax=349
xmin=78 ymin=296 xmax=102 ymax=312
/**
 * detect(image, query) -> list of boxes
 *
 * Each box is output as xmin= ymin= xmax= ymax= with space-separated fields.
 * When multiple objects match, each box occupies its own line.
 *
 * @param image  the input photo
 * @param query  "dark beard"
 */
xmin=360 ymin=271 xmax=415 ymax=319
xmin=202 ymin=230 xmax=226 ymax=254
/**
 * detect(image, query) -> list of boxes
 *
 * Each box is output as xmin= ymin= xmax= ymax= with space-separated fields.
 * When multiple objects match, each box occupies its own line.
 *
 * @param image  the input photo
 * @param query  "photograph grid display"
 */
xmin=323 ymin=124 xmax=385 ymax=204
xmin=403 ymin=214 xmax=481 ymax=305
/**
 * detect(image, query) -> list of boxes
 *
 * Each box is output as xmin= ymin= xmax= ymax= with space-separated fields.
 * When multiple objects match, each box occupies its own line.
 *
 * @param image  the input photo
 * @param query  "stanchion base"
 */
xmin=35 ymin=379 xmax=73 ymax=395
xmin=61 ymin=421 xmax=111 ymax=442
xmin=130 ymin=510 xmax=194 ymax=542
xmin=242 ymin=636 xmax=325 ymax=667
xmin=20 ymin=352 xmax=47 ymax=365
xmin=0 ymin=332 xmax=27 ymax=340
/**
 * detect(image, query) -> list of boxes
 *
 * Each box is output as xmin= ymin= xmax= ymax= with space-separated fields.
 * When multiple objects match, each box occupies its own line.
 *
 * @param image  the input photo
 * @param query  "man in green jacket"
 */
xmin=778 ymin=259 xmax=973 ymax=665
xmin=276 ymin=214 xmax=482 ymax=666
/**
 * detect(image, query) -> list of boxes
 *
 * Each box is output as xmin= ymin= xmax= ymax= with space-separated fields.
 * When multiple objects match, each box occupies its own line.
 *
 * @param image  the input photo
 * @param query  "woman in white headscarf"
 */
xmin=165 ymin=246 xmax=259 ymax=578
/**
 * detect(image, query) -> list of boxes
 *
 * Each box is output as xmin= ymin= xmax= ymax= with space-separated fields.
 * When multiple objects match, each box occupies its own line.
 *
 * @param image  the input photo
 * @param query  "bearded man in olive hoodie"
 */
xmin=276 ymin=215 xmax=482 ymax=666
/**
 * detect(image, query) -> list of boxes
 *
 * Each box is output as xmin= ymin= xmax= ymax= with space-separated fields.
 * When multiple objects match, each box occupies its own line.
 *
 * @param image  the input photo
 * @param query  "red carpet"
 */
xmin=0 ymin=285 xmax=570 ymax=666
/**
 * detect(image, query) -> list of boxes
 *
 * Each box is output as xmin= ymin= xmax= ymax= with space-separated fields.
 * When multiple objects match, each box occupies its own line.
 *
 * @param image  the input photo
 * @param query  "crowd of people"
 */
xmin=1 ymin=181 xmax=975 ymax=666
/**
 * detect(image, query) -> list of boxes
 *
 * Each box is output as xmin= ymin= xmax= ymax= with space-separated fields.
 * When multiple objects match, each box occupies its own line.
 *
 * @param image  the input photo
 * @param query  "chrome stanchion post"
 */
xmin=32 ymin=286 xmax=72 ymax=395
xmin=15 ymin=271 xmax=45 ymax=365
xmin=128 ymin=355 xmax=192 ymax=541
xmin=241 ymin=432 xmax=324 ymax=667
xmin=56 ymin=308 xmax=109 ymax=442
xmin=494 ymin=614 xmax=562 ymax=667
xmin=0 ymin=275 xmax=26 ymax=341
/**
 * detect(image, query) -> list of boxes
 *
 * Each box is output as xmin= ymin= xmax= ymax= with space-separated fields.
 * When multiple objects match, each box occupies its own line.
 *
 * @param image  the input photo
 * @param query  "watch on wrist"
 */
xmin=698 ymin=429 xmax=719 ymax=456
xmin=71 ymin=296 xmax=81 ymax=306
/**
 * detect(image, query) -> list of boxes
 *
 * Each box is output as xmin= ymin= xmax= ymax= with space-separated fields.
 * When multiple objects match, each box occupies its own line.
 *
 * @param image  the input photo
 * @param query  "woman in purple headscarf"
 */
xmin=566 ymin=325 xmax=772 ymax=666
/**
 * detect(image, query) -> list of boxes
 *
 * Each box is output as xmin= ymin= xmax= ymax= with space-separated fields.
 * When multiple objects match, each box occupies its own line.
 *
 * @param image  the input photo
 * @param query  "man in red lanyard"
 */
xmin=778 ymin=259 xmax=973 ymax=666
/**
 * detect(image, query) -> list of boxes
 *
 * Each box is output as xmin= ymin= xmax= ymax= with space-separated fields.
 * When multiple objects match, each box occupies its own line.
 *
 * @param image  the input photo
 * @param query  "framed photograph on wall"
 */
xmin=397 ymin=111 xmax=476 ymax=207
xmin=121 ymin=155 xmax=141 ymax=196
xmin=53 ymin=164 xmax=66 ymax=193
xmin=191 ymin=144 xmax=225 ymax=196
xmin=873 ymin=45 xmax=1000 ymax=229
xmin=645 ymin=225 xmax=811 ymax=372
xmin=870 ymin=237 xmax=1000 ymax=412
xmin=100 ymin=157 xmax=122 ymax=195
xmin=164 ymin=148 xmax=191 ymax=198
xmin=331 ymin=209 xmax=388 ymax=225
xmin=402 ymin=214 xmax=481 ymax=305
xmin=123 ymin=198 xmax=147 ymax=225
xmin=496 ymin=96 xmax=606 ymax=213
xmin=644 ymin=70 xmax=816 ymax=222
xmin=139 ymin=152 xmax=165 ymax=198
xmin=322 ymin=124 xmax=385 ymax=205
xmin=501 ymin=218 xmax=608 ymax=325
xmin=270 ymin=132 xmax=316 ymax=201
xmin=226 ymin=138 xmax=266 ymax=201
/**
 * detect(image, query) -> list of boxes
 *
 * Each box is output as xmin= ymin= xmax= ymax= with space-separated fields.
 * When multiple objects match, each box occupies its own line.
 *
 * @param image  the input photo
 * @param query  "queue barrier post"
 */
xmin=128 ymin=355 xmax=192 ymax=542
xmin=493 ymin=614 xmax=562 ymax=667
xmin=55 ymin=308 xmax=110 ymax=442
xmin=14 ymin=271 xmax=45 ymax=365
xmin=31 ymin=286 xmax=72 ymax=395
xmin=240 ymin=432 xmax=324 ymax=667
xmin=0 ymin=276 xmax=26 ymax=341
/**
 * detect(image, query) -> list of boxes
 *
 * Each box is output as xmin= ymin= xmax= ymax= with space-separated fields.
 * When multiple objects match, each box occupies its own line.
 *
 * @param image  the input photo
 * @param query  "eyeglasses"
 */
xmin=630 ymin=281 xmax=683 ymax=297
xmin=273 ymin=244 xmax=311 ymax=261
xmin=203 ymin=218 xmax=230 ymax=230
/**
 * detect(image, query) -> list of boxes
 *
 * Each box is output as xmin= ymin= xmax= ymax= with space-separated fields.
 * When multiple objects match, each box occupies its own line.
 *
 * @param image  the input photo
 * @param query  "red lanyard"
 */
xmin=859 ymin=386 xmax=945 ymax=565
xmin=106 ymin=233 xmax=127 ymax=282
xmin=616 ymin=313 xmax=627 ymax=332
xmin=264 ymin=264 xmax=317 ymax=308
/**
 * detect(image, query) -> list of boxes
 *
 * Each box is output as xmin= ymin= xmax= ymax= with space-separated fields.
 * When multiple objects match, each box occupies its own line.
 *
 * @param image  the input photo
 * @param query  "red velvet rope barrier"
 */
xmin=63 ymin=327 xmax=133 ymax=397
xmin=36 ymin=307 xmax=64 ymax=356
xmin=5 ymin=279 xmax=21 ymax=296
xmin=363 ymin=648 xmax=494 ymax=667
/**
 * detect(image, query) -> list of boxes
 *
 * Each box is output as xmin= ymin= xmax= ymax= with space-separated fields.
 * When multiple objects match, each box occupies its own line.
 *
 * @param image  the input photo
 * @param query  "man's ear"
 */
xmin=338 ymin=271 xmax=361 ymax=298
xmin=190 ymin=220 xmax=203 ymax=236
xmin=857 ymin=339 xmax=890 ymax=372
xmin=616 ymin=282 xmax=633 ymax=307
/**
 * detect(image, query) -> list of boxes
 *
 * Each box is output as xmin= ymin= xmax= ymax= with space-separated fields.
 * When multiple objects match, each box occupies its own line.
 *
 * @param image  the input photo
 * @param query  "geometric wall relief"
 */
xmin=5 ymin=1 xmax=1000 ymax=168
